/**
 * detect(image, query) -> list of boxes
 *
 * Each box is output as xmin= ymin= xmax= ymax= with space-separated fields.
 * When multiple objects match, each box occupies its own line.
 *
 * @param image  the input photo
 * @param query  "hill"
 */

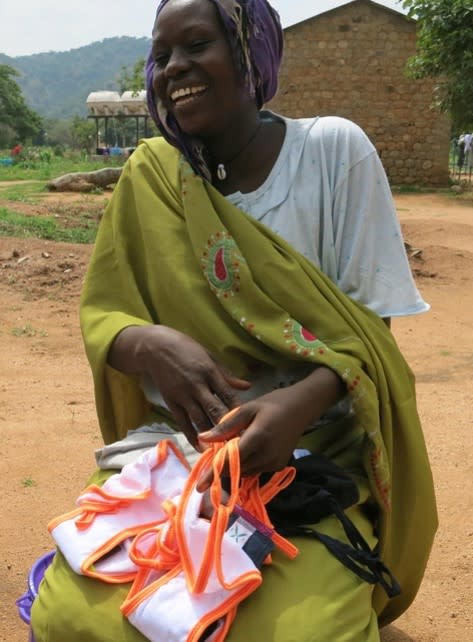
xmin=0 ymin=37 xmax=152 ymax=120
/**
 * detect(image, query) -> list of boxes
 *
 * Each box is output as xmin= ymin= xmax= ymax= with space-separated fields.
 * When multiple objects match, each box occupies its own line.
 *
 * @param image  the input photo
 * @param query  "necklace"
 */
xmin=216 ymin=121 xmax=263 ymax=181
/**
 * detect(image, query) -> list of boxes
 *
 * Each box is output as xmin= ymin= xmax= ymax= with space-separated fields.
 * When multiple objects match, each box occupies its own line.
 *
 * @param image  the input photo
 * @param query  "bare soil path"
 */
xmin=0 ymin=190 xmax=472 ymax=642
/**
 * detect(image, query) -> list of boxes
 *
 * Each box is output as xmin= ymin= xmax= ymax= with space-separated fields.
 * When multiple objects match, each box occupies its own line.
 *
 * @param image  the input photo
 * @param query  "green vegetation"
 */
xmin=118 ymin=58 xmax=147 ymax=94
xmin=402 ymin=0 xmax=473 ymax=131
xmin=0 ymin=64 xmax=43 ymax=146
xmin=0 ymin=207 xmax=99 ymax=243
xmin=0 ymin=148 xmax=123 ymax=181
xmin=0 ymin=149 xmax=109 ymax=244
xmin=0 ymin=182 xmax=43 ymax=202
xmin=11 ymin=324 xmax=47 ymax=338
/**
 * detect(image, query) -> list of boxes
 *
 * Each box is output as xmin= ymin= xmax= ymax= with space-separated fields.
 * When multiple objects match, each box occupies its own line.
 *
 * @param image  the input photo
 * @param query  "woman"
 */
xmin=32 ymin=0 xmax=437 ymax=640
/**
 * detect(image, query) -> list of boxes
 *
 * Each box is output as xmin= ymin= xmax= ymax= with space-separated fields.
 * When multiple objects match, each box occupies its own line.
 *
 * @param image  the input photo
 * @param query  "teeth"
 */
xmin=171 ymin=86 xmax=206 ymax=101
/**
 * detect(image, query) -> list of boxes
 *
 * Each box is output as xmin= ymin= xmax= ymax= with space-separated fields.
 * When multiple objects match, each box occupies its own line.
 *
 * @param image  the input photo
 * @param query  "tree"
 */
xmin=71 ymin=116 xmax=96 ymax=153
xmin=117 ymin=57 xmax=146 ymax=94
xmin=0 ymin=64 xmax=43 ymax=146
xmin=402 ymin=0 xmax=473 ymax=131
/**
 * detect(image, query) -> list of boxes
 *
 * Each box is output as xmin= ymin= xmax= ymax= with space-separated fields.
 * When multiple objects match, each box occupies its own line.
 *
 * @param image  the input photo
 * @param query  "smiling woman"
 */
xmin=30 ymin=1 xmax=437 ymax=641
xmin=146 ymin=0 xmax=285 ymax=193
xmin=151 ymin=0 xmax=238 ymax=138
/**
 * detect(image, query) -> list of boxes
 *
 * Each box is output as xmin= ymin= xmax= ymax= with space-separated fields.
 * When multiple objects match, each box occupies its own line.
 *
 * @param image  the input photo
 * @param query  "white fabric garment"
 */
xmin=124 ymin=489 xmax=265 ymax=642
xmin=50 ymin=441 xmax=190 ymax=581
xmin=126 ymin=568 xmax=234 ymax=642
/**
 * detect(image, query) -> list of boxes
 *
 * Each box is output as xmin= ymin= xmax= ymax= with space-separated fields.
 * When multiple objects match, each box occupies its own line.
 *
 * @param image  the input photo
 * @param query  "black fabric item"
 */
xmin=263 ymin=453 xmax=360 ymax=527
xmin=263 ymin=454 xmax=401 ymax=599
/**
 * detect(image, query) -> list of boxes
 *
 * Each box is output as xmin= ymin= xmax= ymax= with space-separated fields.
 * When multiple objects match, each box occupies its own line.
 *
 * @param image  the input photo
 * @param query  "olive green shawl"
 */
xmin=80 ymin=137 xmax=437 ymax=623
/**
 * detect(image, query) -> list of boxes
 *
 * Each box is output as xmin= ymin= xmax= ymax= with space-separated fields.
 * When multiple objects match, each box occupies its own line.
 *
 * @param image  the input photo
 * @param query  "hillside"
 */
xmin=0 ymin=36 xmax=151 ymax=120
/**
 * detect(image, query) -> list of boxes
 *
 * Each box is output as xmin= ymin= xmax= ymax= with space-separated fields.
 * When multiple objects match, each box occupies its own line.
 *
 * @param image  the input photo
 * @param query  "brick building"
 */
xmin=268 ymin=0 xmax=450 ymax=186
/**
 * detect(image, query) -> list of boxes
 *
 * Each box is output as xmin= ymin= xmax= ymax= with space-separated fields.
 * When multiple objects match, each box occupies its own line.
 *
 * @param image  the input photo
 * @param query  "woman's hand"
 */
xmin=197 ymin=367 xmax=344 ymax=490
xmin=108 ymin=325 xmax=250 ymax=449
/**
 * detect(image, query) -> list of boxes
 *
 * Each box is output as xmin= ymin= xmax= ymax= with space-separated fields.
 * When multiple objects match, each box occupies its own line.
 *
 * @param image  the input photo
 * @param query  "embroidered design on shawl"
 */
xmin=201 ymin=232 xmax=244 ymax=298
xmin=283 ymin=319 xmax=327 ymax=357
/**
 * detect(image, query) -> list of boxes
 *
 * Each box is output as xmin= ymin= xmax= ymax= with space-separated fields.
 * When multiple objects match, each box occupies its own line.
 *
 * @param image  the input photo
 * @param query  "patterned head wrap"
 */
xmin=145 ymin=0 xmax=284 ymax=179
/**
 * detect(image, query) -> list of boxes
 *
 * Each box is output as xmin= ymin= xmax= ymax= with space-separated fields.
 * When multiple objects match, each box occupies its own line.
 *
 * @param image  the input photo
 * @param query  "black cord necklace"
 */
xmin=216 ymin=120 xmax=263 ymax=181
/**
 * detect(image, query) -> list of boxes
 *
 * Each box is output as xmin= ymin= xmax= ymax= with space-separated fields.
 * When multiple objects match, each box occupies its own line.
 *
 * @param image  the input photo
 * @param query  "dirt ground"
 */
xmin=0 ymin=188 xmax=472 ymax=642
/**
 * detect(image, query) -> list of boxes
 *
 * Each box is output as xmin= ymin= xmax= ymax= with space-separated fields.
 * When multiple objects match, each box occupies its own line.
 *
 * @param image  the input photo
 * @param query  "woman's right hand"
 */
xmin=108 ymin=325 xmax=250 ymax=449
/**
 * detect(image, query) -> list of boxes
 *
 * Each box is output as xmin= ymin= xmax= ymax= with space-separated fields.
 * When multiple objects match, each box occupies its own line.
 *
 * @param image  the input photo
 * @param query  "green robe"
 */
xmin=32 ymin=137 xmax=437 ymax=641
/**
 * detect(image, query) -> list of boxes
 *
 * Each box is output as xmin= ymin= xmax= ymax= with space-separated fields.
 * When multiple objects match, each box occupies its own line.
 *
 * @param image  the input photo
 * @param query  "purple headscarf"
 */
xmin=145 ymin=0 xmax=284 ymax=179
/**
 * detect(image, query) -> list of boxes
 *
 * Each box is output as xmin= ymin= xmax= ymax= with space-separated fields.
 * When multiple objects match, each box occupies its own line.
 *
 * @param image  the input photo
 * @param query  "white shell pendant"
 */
xmin=217 ymin=163 xmax=227 ymax=181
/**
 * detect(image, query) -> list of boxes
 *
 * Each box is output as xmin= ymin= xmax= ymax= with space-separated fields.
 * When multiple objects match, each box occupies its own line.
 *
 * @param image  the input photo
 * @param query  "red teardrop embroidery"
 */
xmin=214 ymin=247 xmax=228 ymax=282
xmin=301 ymin=327 xmax=316 ymax=342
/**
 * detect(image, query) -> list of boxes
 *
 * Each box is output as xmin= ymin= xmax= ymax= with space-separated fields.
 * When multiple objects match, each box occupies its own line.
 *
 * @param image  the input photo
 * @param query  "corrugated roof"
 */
xmin=275 ymin=0 xmax=408 ymax=29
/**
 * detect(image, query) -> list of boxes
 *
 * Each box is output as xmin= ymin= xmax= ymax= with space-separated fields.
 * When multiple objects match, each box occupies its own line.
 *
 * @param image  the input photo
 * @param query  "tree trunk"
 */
xmin=46 ymin=167 xmax=123 ymax=192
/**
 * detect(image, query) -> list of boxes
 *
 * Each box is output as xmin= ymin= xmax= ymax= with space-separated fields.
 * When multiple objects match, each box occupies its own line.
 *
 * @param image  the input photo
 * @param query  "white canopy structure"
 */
xmin=86 ymin=91 xmax=122 ymax=116
xmin=86 ymin=90 xmax=151 ymax=150
xmin=120 ymin=90 xmax=148 ymax=116
xmin=86 ymin=90 xmax=148 ymax=116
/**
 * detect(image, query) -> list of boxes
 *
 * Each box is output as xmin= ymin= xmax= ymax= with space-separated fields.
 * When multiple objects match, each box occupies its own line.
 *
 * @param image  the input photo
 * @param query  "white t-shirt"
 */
xmin=226 ymin=112 xmax=429 ymax=318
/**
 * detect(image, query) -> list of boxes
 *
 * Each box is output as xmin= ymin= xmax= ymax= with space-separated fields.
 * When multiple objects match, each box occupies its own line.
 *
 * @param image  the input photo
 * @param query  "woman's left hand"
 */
xmin=197 ymin=366 xmax=344 ymax=491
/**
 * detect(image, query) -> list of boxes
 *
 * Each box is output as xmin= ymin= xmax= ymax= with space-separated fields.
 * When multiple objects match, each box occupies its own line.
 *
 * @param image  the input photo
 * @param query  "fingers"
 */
xmin=198 ymin=406 xmax=250 ymax=443
xmin=195 ymin=388 xmax=232 ymax=428
xmin=209 ymin=368 xmax=251 ymax=410
xmin=218 ymin=366 xmax=252 ymax=391
xmin=196 ymin=407 xmax=251 ymax=492
xmin=196 ymin=469 xmax=213 ymax=493
xmin=165 ymin=402 xmax=201 ymax=451
xmin=224 ymin=376 xmax=252 ymax=390
xmin=196 ymin=427 xmax=275 ymax=493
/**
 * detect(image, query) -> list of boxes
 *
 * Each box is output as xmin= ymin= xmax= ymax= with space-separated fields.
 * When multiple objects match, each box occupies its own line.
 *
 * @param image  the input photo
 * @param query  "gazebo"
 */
xmin=86 ymin=90 xmax=151 ymax=151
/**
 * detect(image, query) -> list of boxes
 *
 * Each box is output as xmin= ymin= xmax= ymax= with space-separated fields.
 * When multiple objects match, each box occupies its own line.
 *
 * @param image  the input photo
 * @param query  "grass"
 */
xmin=11 ymin=324 xmax=48 ymax=337
xmin=391 ymin=184 xmax=427 ymax=194
xmin=0 ymin=154 xmax=123 ymax=182
xmin=0 ymin=158 xmax=106 ymax=244
xmin=0 ymin=182 xmax=44 ymax=203
xmin=392 ymin=181 xmax=473 ymax=204
xmin=0 ymin=207 xmax=98 ymax=243
xmin=21 ymin=477 xmax=36 ymax=488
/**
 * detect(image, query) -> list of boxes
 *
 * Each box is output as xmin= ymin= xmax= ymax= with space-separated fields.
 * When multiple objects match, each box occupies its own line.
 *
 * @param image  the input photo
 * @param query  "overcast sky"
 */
xmin=0 ymin=0 xmax=406 ymax=58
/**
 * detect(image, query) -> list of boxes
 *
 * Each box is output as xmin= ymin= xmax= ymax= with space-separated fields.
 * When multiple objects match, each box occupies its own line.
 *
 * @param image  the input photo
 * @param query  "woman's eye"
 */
xmin=189 ymin=40 xmax=209 ymax=52
xmin=154 ymin=53 xmax=169 ymax=67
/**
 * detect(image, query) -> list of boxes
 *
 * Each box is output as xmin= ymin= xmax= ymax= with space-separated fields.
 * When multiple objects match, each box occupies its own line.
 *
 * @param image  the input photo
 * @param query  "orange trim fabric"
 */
xmin=122 ymin=438 xmax=298 ymax=641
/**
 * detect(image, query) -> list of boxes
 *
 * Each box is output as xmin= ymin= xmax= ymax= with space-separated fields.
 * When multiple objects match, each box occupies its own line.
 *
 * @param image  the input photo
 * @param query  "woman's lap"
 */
xmin=31 ymin=500 xmax=379 ymax=642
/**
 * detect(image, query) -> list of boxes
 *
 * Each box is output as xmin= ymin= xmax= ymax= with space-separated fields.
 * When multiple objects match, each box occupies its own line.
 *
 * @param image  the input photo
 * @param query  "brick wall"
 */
xmin=268 ymin=0 xmax=450 ymax=186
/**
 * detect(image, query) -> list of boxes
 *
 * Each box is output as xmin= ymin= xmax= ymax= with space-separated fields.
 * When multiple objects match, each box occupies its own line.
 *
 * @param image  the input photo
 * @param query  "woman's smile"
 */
xmin=169 ymin=85 xmax=208 ymax=104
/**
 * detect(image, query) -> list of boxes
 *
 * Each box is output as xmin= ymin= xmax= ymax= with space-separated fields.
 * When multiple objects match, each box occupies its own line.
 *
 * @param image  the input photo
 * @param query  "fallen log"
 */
xmin=46 ymin=167 xmax=123 ymax=192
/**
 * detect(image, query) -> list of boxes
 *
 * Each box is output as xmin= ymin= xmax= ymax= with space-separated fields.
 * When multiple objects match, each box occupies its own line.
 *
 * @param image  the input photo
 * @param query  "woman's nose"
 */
xmin=165 ymin=48 xmax=191 ymax=77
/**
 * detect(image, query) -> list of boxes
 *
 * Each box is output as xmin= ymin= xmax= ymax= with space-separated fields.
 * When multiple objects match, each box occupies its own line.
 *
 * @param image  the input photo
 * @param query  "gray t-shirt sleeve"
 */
xmin=330 ymin=133 xmax=429 ymax=317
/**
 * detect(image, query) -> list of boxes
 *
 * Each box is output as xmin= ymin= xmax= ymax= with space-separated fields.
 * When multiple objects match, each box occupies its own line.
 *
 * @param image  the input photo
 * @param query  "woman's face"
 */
xmin=151 ymin=0 xmax=248 ymax=137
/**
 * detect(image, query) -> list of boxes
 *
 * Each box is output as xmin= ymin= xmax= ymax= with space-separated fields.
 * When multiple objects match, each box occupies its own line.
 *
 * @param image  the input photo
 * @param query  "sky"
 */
xmin=0 ymin=0 xmax=407 ymax=58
